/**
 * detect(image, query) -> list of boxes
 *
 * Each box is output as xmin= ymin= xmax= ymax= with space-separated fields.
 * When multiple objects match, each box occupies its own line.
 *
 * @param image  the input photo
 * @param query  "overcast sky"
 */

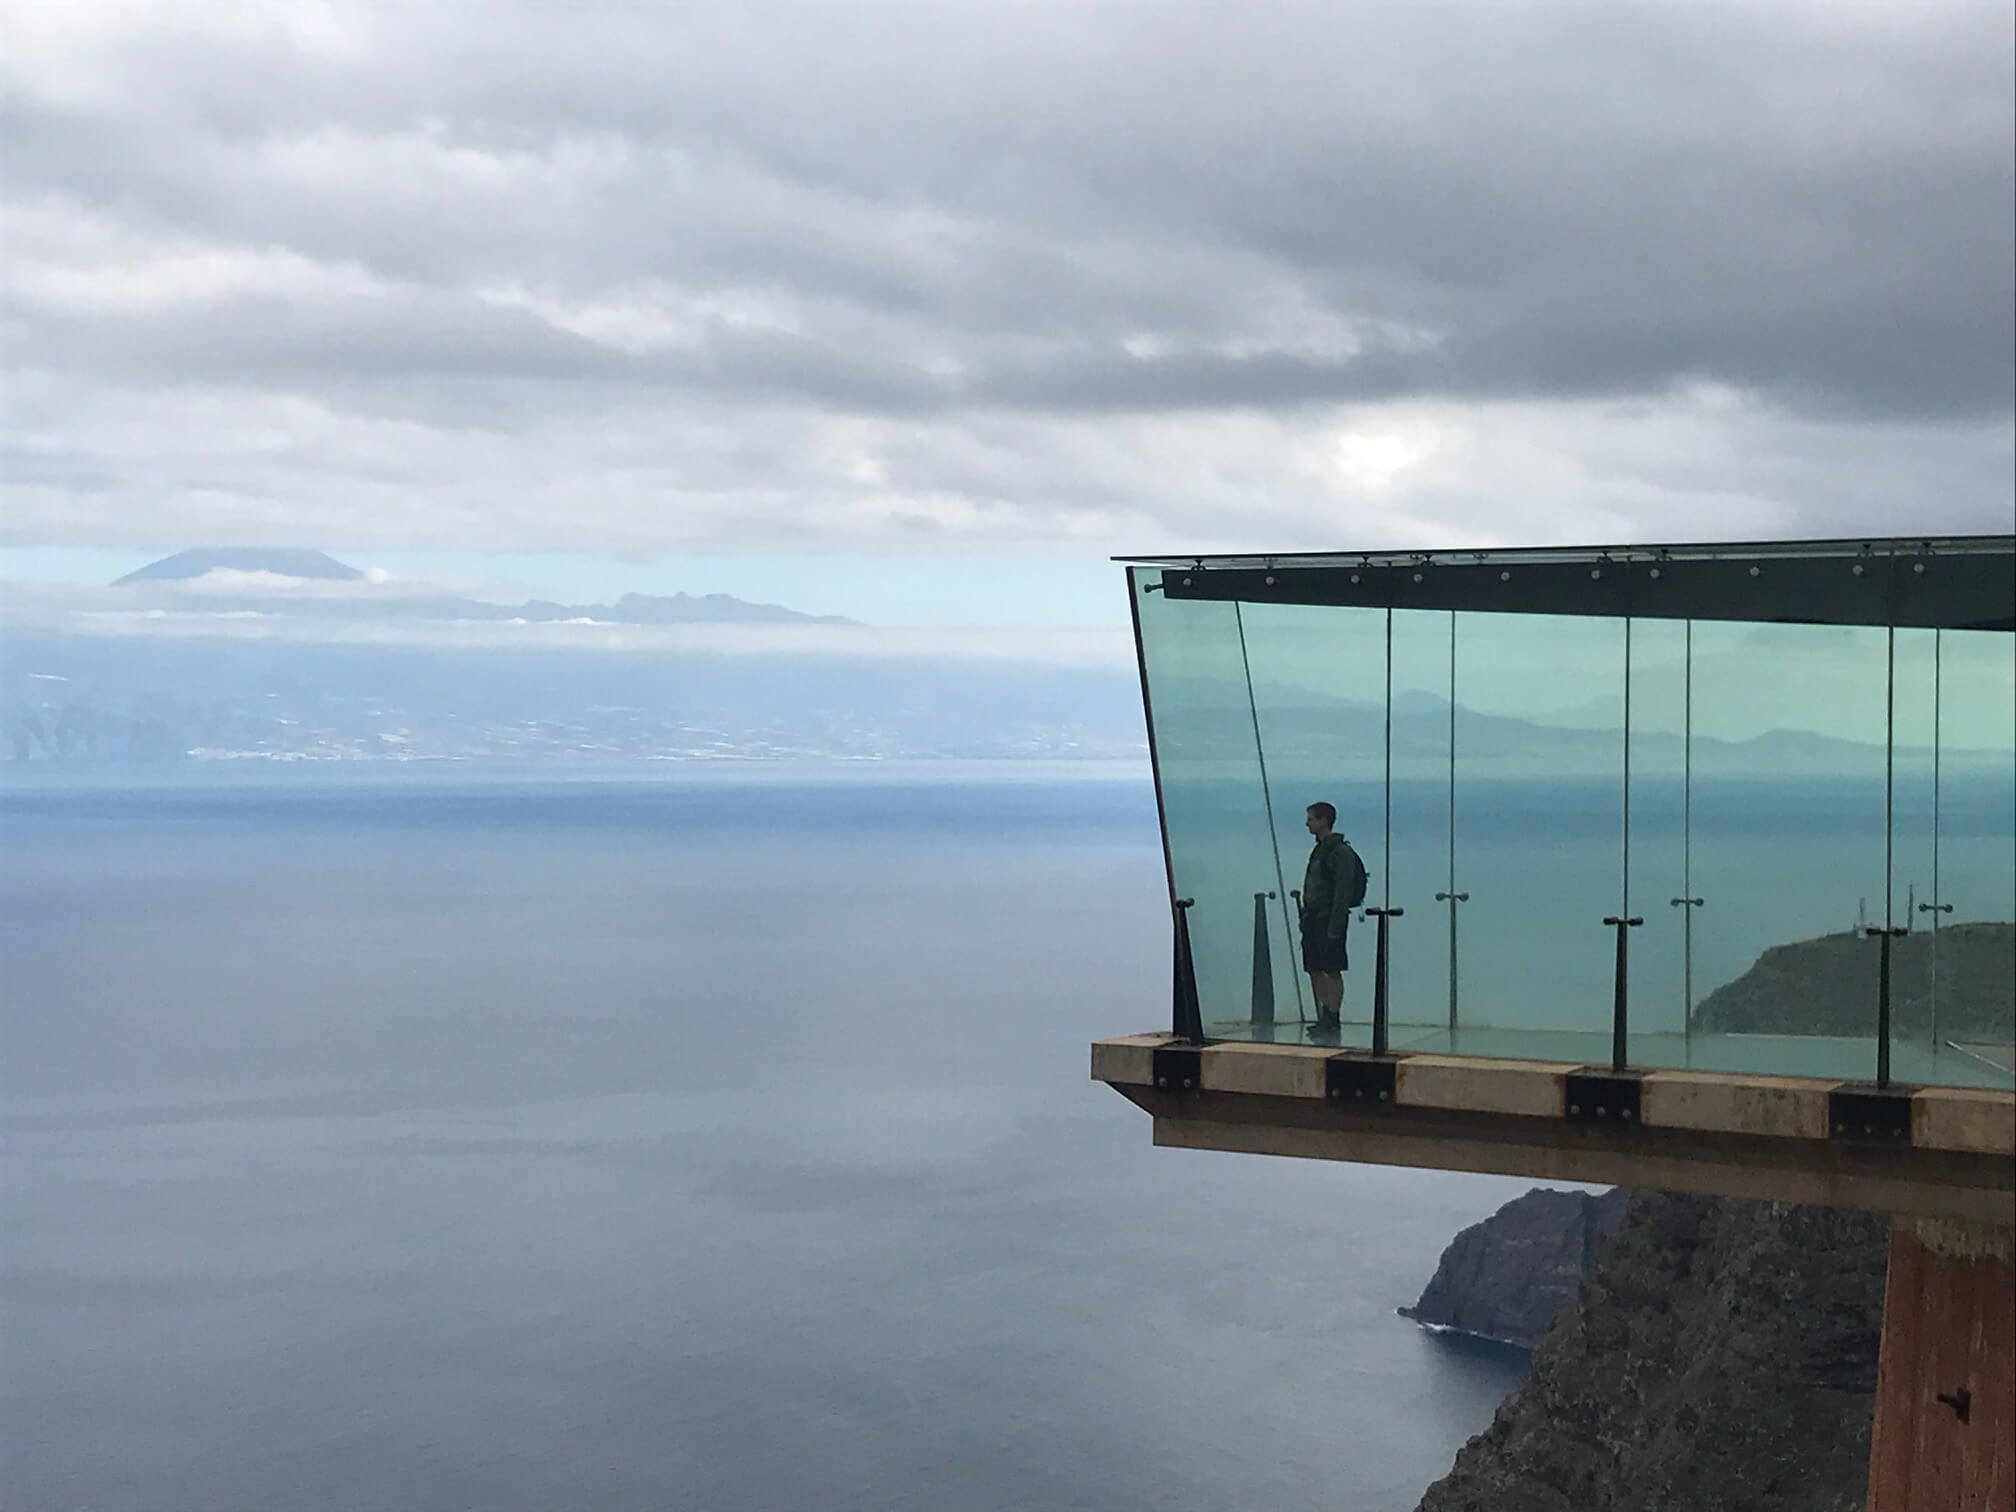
xmin=3 ymin=0 xmax=2011 ymax=620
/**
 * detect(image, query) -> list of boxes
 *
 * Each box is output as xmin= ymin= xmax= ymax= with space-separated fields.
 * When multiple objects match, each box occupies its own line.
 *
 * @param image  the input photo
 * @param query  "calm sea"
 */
xmin=2 ymin=765 xmax=1530 ymax=1512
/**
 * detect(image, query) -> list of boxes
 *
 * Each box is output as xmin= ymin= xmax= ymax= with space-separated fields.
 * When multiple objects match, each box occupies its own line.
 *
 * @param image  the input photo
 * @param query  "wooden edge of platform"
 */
xmin=1090 ymin=1036 xmax=2016 ymax=1157
xmin=1112 ymin=1081 xmax=2016 ymax=1229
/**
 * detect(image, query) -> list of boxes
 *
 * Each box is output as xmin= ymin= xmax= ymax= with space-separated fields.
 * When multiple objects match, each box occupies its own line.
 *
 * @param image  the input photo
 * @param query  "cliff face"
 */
xmin=1401 ymin=1187 xmax=1630 ymax=1348
xmin=1414 ymin=1193 xmax=1888 ymax=1512
xmin=1691 ymin=920 xmax=2013 ymax=1041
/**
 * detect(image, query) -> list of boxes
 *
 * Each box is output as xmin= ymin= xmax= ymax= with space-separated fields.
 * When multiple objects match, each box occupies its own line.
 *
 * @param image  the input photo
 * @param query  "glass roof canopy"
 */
xmin=1118 ymin=534 xmax=2010 ymax=569
xmin=1120 ymin=536 xmax=2015 ymax=632
xmin=1120 ymin=534 xmax=2015 ymax=1091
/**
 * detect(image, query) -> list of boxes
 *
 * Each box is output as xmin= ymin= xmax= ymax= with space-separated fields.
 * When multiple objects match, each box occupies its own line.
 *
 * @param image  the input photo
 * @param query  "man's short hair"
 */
xmin=1307 ymin=801 xmax=1337 ymax=826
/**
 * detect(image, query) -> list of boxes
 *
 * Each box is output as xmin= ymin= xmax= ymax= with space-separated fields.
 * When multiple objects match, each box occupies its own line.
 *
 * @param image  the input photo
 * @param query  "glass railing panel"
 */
xmin=1129 ymin=552 xmax=2010 ymax=1083
xmin=1238 ymin=601 xmax=1390 ymax=1046
xmin=1625 ymin=616 xmax=1692 ymax=1064
xmin=1920 ymin=628 xmax=2015 ymax=1088
xmin=1446 ymin=610 xmax=1627 ymax=1061
xmin=1387 ymin=609 xmax=1455 ymax=1035
xmin=1131 ymin=569 xmax=1288 ymax=1041
xmin=1683 ymin=619 xmax=1891 ymax=1080
xmin=1889 ymin=628 xmax=1941 ymax=1083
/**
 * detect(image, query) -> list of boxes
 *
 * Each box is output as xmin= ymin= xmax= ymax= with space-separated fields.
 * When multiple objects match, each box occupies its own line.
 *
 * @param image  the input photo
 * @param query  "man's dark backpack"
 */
xmin=1338 ymin=841 xmax=1369 ymax=910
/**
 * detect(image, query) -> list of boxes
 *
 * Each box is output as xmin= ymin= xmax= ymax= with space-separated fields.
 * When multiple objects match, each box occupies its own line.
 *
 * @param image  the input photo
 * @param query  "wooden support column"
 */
xmin=1867 ymin=1220 xmax=2014 ymax=1512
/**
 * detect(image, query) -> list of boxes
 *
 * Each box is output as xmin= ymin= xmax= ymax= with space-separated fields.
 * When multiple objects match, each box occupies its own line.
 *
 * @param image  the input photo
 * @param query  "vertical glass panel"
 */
xmin=1928 ymin=629 xmax=2016 ymax=1088
xmin=1684 ymin=620 xmax=1891 ymax=1079
xmin=1131 ymin=570 xmax=1284 ymax=1040
xmin=1889 ymin=628 xmax=1940 ymax=1081
xmin=1451 ymin=611 xmax=1627 ymax=1060
xmin=1239 ymin=602 xmax=1390 ymax=1045
xmin=1388 ymin=610 xmax=1455 ymax=1036
xmin=1625 ymin=616 xmax=1693 ymax=1063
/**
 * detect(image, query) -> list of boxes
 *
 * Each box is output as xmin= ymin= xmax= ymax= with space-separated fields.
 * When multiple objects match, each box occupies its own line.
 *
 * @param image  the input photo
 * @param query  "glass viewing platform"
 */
xmin=1124 ymin=536 xmax=2015 ymax=1094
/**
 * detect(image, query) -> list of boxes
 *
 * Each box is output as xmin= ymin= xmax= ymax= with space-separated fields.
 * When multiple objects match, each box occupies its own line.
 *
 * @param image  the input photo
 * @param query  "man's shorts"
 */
xmin=1300 ymin=916 xmax=1348 ymax=975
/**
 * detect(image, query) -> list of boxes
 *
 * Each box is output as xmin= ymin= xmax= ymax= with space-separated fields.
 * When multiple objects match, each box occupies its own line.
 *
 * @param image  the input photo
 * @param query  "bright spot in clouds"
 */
xmin=1332 ymin=422 xmax=1442 ymax=494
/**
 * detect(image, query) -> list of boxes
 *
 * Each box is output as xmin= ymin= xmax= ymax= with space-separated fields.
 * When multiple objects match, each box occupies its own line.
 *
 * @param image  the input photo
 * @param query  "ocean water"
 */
xmin=1 ymin=766 xmax=1531 ymax=1512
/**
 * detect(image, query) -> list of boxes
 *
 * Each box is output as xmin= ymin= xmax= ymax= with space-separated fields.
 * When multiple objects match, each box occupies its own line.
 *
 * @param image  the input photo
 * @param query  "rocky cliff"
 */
xmin=1691 ymin=920 xmax=2013 ymax=1043
xmin=1401 ymin=1187 xmax=1630 ymax=1348
xmin=1414 ymin=1192 xmax=1888 ymax=1512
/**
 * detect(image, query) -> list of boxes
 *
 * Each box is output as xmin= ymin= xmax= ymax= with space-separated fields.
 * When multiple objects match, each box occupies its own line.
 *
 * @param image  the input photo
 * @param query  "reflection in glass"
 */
xmin=1447 ymin=611 xmax=1627 ymax=1058
xmin=1626 ymin=616 xmax=1691 ymax=1059
xmin=1128 ymin=548 xmax=2010 ymax=1088
xmin=1928 ymin=629 xmax=2016 ymax=1085
xmin=1132 ymin=571 xmax=1279 ymax=1037
xmin=1891 ymin=628 xmax=1940 ymax=1079
xmin=1241 ymin=602 xmax=1389 ymax=1045
xmin=1387 ymin=610 xmax=1454 ymax=1032
xmin=1684 ymin=620 xmax=1892 ymax=1079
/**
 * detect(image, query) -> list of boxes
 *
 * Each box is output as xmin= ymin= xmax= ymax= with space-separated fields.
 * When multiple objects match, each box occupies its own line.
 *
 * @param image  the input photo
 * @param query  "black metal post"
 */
xmin=1366 ymin=907 xmax=1403 ymax=1056
xmin=1866 ymin=925 xmax=1906 ymax=1088
xmin=1250 ymin=891 xmax=1276 ymax=1027
xmin=1603 ymin=915 xmax=1644 ymax=1073
xmin=1434 ymin=891 xmax=1467 ymax=1036
xmin=1173 ymin=898 xmax=1204 ymax=1045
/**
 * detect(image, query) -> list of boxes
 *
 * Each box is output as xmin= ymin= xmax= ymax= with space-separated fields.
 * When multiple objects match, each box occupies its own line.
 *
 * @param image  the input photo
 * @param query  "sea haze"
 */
xmin=1 ymin=769 xmax=1530 ymax=1512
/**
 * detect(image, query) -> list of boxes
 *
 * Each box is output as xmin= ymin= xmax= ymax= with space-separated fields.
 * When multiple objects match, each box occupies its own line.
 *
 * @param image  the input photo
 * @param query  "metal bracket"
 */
xmin=1171 ymin=898 xmax=1204 ymax=1046
xmin=1326 ymin=1053 xmax=1399 ymax=1107
xmin=1829 ymin=1083 xmax=1914 ymax=1145
xmin=1152 ymin=1045 xmax=1203 ymax=1093
xmin=1565 ymin=1070 xmax=1642 ymax=1126
xmin=1251 ymin=890 xmax=1277 ymax=1026
xmin=1601 ymin=915 xmax=1645 ymax=1074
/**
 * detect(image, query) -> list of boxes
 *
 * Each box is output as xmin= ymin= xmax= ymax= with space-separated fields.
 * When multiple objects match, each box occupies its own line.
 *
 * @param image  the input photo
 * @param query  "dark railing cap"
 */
xmin=1129 ymin=536 xmax=2014 ymax=632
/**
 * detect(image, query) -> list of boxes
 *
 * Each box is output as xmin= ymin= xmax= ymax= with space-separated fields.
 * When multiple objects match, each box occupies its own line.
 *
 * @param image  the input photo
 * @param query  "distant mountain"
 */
xmin=109 ymin=552 xmax=855 ymax=627
xmin=10 ymin=552 xmax=1119 ymax=763
xmin=1147 ymin=674 xmax=2008 ymax=778
xmin=507 ymin=592 xmax=855 ymax=627
xmin=116 ymin=549 xmax=365 ymax=584
xmin=1 ymin=626 xmax=1143 ymax=763
xmin=1390 ymin=689 xmax=1451 ymax=717
xmin=149 ymin=588 xmax=860 ymax=628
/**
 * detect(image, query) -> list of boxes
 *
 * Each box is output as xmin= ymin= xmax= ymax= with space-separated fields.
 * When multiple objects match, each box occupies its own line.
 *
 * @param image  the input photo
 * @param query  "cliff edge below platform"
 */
xmin=1401 ymin=1187 xmax=1629 ymax=1349
xmin=1413 ymin=1192 xmax=1887 ymax=1512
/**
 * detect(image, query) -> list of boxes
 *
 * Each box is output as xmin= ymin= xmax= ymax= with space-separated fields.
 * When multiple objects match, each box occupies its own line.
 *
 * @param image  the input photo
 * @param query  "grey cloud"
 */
xmin=0 ymin=1 xmax=2010 ymax=551
xmin=12 ymin=6 xmax=2012 ymax=412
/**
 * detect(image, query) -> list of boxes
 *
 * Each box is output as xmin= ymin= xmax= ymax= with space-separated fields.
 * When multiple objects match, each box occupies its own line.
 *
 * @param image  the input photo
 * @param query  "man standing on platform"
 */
xmin=1301 ymin=802 xmax=1367 ymax=1041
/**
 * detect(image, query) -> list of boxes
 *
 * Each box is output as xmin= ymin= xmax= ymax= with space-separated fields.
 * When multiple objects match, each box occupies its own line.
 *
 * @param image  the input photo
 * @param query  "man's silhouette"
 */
xmin=1301 ymin=802 xmax=1365 ymax=1038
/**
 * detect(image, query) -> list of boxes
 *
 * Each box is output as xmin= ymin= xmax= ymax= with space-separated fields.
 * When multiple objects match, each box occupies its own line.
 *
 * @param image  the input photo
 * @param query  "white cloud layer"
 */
xmin=2 ymin=0 xmax=2011 ymax=555
xmin=0 ymin=577 xmax=1133 ymax=664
